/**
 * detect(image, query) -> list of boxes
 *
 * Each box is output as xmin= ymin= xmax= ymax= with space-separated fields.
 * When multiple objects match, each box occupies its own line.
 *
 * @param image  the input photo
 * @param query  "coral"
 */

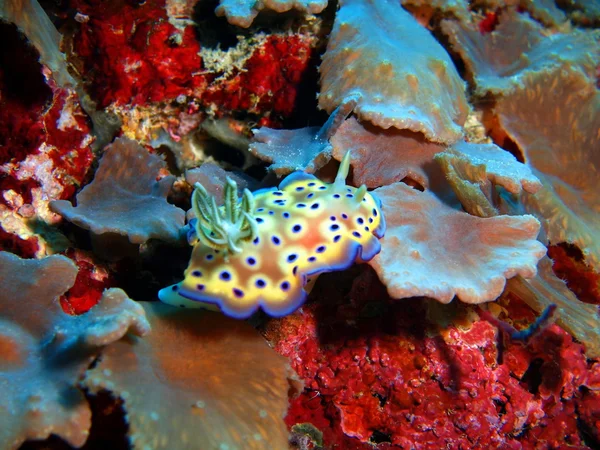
xmin=435 ymin=140 xmax=541 ymax=217
xmin=71 ymin=0 xmax=205 ymax=108
xmin=441 ymin=10 xmax=599 ymax=96
xmin=82 ymin=302 xmax=295 ymax=450
xmin=50 ymin=138 xmax=185 ymax=245
xmin=270 ymin=266 xmax=598 ymax=448
xmin=159 ymin=152 xmax=386 ymax=318
xmin=330 ymin=116 xmax=446 ymax=190
xmin=203 ymin=34 xmax=317 ymax=120
xmin=547 ymin=244 xmax=600 ymax=305
xmin=216 ymin=0 xmax=328 ymax=28
xmin=0 ymin=41 xmax=94 ymax=256
xmin=185 ymin=163 xmax=256 ymax=206
xmin=495 ymin=67 xmax=600 ymax=270
xmin=1 ymin=0 xmax=75 ymax=87
xmin=506 ymin=257 xmax=600 ymax=359
xmin=369 ymin=182 xmax=546 ymax=304
xmin=319 ymin=0 xmax=469 ymax=144
xmin=60 ymin=249 xmax=113 ymax=315
xmin=0 ymin=252 xmax=149 ymax=450
xmin=250 ymin=101 xmax=354 ymax=175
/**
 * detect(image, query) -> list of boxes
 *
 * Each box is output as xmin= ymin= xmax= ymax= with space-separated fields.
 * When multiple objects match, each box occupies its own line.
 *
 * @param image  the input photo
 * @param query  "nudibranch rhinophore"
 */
xmin=158 ymin=152 xmax=386 ymax=318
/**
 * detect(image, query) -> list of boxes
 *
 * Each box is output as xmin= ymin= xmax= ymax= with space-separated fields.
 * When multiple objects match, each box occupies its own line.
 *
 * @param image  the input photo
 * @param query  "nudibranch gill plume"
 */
xmin=159 ymin=152 xmax=386 ymax=318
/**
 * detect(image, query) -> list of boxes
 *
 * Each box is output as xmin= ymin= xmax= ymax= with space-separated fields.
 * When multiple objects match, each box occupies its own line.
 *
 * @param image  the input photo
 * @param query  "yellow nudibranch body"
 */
xmin=159 ymin=155 xmax=386 ymax=318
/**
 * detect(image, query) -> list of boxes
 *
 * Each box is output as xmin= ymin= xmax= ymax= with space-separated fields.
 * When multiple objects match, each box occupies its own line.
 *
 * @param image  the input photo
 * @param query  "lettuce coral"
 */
xmin=369 ymin=182 xmax=546 ymax=304
xmin=83 ymin=302 xmax=296 ymax=450
xmin=319 ymin=0 xmax=469 ymax=144
xmin=495 ymin=67 xmax=600 ymax=271
xmin=51 ymin=137 xmax=185 ymax=245
xmin=216 ymin=0 xmax=328 ymax=28
xmin=0 ymin=251 xmax=149 ymax=450
xmin=441 ymin=9 xmax=599 ymax=96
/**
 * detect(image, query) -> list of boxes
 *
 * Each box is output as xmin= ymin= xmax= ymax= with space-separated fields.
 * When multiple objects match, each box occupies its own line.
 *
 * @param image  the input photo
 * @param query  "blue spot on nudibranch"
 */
xmin=220 ymin=271 xmax=231 ymax=281
xmin=273 ymin=191 xmax=283 ymax=196
xmin=256 ymin=218 xmax=264 ymax=223
xmin=308 ymin=182 xmax=316 ymax=187
xmin=292 ymin=224 xmax=302 ymax=233
xmin=247 ymin=257 xmax=256 ymax=266
xmin=353 ymin=231 xmax=362 ymax=238
xmin=310 ymin=203 xmax=319 ymax=209
xmin=330 ymin=224 xmax=340 ymax=231
xmin=333 ymin=194 xmax=341 ymax=198
xmin=233 ymin=288 xmax=244 ymax=298
xmin=283 ymin=212 xmax=290 ymax=218
xmin=357 ymin=218 xmax=364 ymax=224
xmin=297 ymin=203 xmax=306 ymax=208
xmin=342 ymin=213 xmax=348 ymax=219
xmin=206 ymin=254 xmax=214 ymax=261
xmin=287 ymin=254 xmax=298 ymax=262
xmin=280 ymin=281 xmax=290 ymax=291
xmin=256 ymin=279 xmax=266 ymax=288
xmin=308 ymin=256 xmax=317 ymax=262
xmin=316 ymin=246 xmax=326 ymax=253
xmin=296 ymin=186 xmax=305 ymax=191
xmin=192 ymin=270 xmax=202 ymax=277
xmin=272 ymin=236 xmax=281 ymax=245
xmin=197 ymin=284 xmax=205 ymax=291
xmin=333 ymin=235 xmax=341 ymax=242
xmin=253 ymin=237 xmax=260 ymax=245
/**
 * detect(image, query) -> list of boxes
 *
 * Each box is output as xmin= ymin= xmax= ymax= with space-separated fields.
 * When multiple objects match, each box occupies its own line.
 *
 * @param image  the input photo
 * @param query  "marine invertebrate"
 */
xmin=330 ymin=116 xmax=447 ymax=190
xmin=272 ymin=266 xmax=599 ymax=448
xmin=0 ymin=251 xmax=150 ymax=450
xmin=250 ymin=100 xmax=355 ymax=175
xmin=319 ymin=0 xmax=469 ymax=143
xmin=190 ymin=177 xmax=259 ymax=253
xmin=159 ymin=152 xmax=386 ymax=318
xmin=441 ymin=9 xmax=599 ymax=96
xmin=216 ymin=0 xmax=328 ymax=28
xmin=50 ymin=137 xmax=185 ymax=245
xmin=83 ymin=302 xmax=297 ymax=450
xmin=495 ymin=67 xmax=599 ymax=270
xmin=369 ymin=182 xmax=546 ymax=304
xmin=0 ymin=22 xmax=94 ymax=256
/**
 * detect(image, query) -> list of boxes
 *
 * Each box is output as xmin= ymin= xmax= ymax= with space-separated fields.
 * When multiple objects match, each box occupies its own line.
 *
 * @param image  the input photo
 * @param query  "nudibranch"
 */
xmin=158 ymin=152 xmax=386 ymax=318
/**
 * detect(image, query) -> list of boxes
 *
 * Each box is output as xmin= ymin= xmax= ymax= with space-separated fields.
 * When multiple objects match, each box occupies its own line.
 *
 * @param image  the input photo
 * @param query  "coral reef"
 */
xmin=1 ymin=0 xmax=599 ymax=447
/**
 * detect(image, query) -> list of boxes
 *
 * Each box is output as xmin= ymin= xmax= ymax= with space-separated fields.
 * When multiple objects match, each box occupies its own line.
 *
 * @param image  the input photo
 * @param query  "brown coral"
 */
xmin=51 ymin=138 xmax=185 ymax=245
xmin=82 ymin=302 xmax=297 ymax=450
xmin=0 ymin=252 xmax=149 ymax=449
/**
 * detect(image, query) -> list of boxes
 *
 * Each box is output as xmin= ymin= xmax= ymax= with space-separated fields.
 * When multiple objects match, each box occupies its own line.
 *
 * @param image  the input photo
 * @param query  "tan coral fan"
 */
xmin=0 ymin=252 xmax=149 ymax=450
xmin=319 ymin=0 xmax=469 ymax=143
xmin=495 ymin=68 xmax=600 ymax=270
xmin=83 ymin=302 xmax=295 ymax=450
xmin=369 ymin=183 xmax=547 ymax=304
xmin=51 ymin=138 xmax=185 ymax=244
